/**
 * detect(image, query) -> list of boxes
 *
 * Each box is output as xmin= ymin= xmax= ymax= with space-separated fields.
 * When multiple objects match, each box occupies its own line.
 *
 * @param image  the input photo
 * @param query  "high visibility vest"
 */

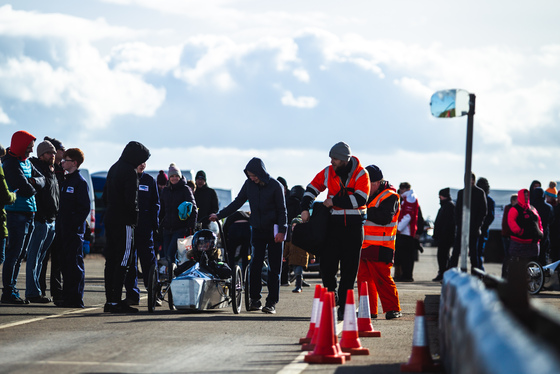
xmin=304 ymin=156 xmax=369 ymax=217
xmin=362 ymin=188 xmax=400 ymax=251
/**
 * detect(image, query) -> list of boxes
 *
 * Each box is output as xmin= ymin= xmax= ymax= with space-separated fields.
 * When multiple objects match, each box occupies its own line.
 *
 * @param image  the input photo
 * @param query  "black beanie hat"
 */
xmin=44 ymin=136 xmax=65 ymax=151
xmin=439 ymin=187 xmax=451 ymax=199
xmin=277 ymin=176 xmax=288 ymax=191
xmin=365 ymin=165 xmax=383 ymax=182
xmin=195 ymin=170 xmax=206 ymax=181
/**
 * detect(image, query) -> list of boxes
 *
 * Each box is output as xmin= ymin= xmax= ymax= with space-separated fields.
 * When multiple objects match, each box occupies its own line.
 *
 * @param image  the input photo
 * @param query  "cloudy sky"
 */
xmin=1 ymin=1 xmax=559 ymax=219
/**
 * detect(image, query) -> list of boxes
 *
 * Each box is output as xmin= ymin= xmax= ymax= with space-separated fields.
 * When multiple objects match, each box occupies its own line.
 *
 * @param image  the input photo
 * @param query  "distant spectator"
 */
xmin=194 ymin=170 xmax=219 ymax=229
xmin=0 ymin=142 xmax=17 ymax=266
xmin=475 ymin=177 xmax=495 ymax=272
xmin=156 ymin=170 xmax=168 ymax=193
xmin=432 ymin=187 xmax=455 ymax=281
xmin=42 ymin=136 xmax=65 ymax=303
xmin=544 ymin=181 xmax=558 ymax=206
xmin=159 ymin=163 xmax=197 ymax=265
xmin=449 ymin=173 xmax=487 ymax=274
xmin=1 ymin=131 xmax=45 ymax=305
xmin=26 ymin=140 xmax=59 ymax=303
xmin=550 ymin=191 xmax=560 ymax=263
xmin=529 ymin=180 xmax=541 ymax=192
xmin=501 ymin=193 xmax=518 ymax=277
xmin=531 ymin=187 xmax=553 ymax=265
xmin=394 ymin=182 xmax=419 ymax=282
xmin=56 ymin=148 xmax=90 ymax=308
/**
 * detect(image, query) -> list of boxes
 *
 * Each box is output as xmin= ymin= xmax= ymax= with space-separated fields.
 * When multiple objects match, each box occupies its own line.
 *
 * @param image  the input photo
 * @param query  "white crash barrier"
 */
xmin=440 ymin=269 xmax=560 ymax=374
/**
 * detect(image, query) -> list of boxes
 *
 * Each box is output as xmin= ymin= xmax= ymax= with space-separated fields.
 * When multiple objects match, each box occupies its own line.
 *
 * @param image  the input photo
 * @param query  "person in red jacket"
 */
xmin=507 ymin=188 xmax=543 ymax=271
xmin=357 ymin=165 xmax=402 ymax=320
xmin=301 ymin=142 xmax=370 ymax=320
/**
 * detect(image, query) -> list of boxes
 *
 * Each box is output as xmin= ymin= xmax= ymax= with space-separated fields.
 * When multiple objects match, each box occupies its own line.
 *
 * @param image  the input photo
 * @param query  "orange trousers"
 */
xmin=357 ymin=260 xmax=401 ymax=314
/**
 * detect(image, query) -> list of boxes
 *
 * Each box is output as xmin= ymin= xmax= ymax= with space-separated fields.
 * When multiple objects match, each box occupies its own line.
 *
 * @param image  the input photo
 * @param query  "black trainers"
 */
xmin=386 ymin=310 xmax=402 ymax=320
xmin=249 ymin=299 xmax=262 ymax=311
xmin=432 ymin=274 xmax=443 ymax=282
xmin=26 ymin=295 xmax=52 ymax=303
xmin=104 ymin=302 xmax=138 ymax=313
xmin=262 ymin=304 xmax=276 ymax=314
xmin=1 ymin=294 xmax=29 ymax=304
xmin=124 ymin=298 xmax=140 ymax=306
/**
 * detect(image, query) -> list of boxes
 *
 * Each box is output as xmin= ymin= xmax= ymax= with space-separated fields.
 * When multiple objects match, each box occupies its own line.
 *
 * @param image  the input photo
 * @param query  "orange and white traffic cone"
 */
xmin=339 ymin=289 xmax=370 ymax=355
xmin=300 ymin=285 xmax=322 ymax=344
xmin=304 ymin=291 xmax=347 ymax=364
xmin=400 ymin=300 xmax=441 ymax=372
xmin=302 ymin=287 xmax=325 ymax=351
xmin=357 ymin=282 xmax=381 ymax=337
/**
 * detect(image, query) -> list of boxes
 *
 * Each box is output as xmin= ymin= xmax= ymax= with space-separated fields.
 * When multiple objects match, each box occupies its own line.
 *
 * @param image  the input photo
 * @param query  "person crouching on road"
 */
xmin=357 ymin=165 xmax=402 ymax=320
xmin=300 ymin=142 xmax=370 ymax=321
xmin=284 ymin=216 xmax=314 ymax=293
xmin=56 ymin=148 xmax=90 ymax=308
xmin=210 ymin=157 xmax=287 ymax=314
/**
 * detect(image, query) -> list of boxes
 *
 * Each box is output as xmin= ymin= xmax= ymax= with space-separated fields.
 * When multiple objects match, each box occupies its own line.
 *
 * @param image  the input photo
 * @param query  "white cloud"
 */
xmin=0 ymin=4 xmax=140 ymax=41
xmin=280 ymin=91 xmax=318 ymax=108
xmin=292 ymin=68 xmax=310 ymax=82
xmin=0 ymin=107 xmax=10 ymax=124
xmin=108 ymin=42 xmax=182 ymax=74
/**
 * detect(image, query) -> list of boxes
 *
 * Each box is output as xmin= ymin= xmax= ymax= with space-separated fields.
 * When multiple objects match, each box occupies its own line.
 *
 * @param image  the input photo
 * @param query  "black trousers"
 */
xmin=320 ymin=220 xmax=363 ymax=309
xmin=395 ymin=234 xmax=416 ymax=279
xmin=104 ymin=224 xmax=134 ymax=304
xmin=436 ymin=242 xmax=453 ymax=276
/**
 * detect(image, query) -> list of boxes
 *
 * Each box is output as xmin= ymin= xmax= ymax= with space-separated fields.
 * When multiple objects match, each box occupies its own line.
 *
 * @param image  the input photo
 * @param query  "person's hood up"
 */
xmin=119 ymin=141 xmax=150 ymax=168
xmin=530 ymin=187 xmax=545 ymax=203
xmin=244 ymin=157 xmax=270 ymax=184
xmin=401 ymin=189 xmax=417 ymax=203
xmin=8 ymin=130 xmax=36 ymax=160
xmin=517 ymin=188 xmax=531 ymax=210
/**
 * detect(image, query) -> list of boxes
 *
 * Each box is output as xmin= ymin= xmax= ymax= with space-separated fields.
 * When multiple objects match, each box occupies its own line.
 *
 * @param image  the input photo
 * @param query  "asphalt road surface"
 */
xmin=1 ymin=246 xmax=559 ymax=374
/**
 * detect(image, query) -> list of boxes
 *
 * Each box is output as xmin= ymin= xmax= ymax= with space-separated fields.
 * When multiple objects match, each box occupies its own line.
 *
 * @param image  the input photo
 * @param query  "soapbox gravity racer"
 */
xmin=527 ymin=258 xmax=560 ymax=295
xmin=147 ymin=225 xmax=243 ymax=314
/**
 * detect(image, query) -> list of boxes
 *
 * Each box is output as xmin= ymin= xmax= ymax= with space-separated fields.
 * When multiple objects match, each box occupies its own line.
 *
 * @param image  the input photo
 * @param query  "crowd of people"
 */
xmin=1 ymin=133 xmax=556 ymax=318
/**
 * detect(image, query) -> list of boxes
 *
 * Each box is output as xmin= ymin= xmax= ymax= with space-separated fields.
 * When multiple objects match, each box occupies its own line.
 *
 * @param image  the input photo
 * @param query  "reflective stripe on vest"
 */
xmin=362 ymin=188 xmax=400 ymax=250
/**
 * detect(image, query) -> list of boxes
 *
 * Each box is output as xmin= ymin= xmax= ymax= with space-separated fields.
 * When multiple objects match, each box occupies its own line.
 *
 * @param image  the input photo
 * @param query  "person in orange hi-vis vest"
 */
xmin=301 ymin=142 xmax=370 ymax=321
xmin=357 ymin=165 xmax=402 ymax=320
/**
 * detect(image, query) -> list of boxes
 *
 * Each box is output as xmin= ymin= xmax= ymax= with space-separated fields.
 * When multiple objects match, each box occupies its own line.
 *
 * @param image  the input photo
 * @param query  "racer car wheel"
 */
xmin=527 ymin=260 xmax=544 ymax=295
xmin=244 ymin=266 xmax=250 ymax=312
xmin=231 ymin=265 xmax=243 ymax=314
xmin=147 ymin=264 xmax=158 ymax=313
xmin=168 ymin=287 xmax=175 ymax=310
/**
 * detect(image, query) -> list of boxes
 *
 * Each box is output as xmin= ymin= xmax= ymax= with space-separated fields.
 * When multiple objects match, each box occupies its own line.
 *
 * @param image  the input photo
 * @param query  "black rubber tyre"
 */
xmin=147 ymin=264 xmax=157 ymax=313
xmin=168 ymin=287 xmax=174 ymax=310
xmin=231 ymin=265 xmax=242 ymax=314
xmin=244 ymin=266 xmax=250 ymax=311
xmin=527 ymin=260 xmax=544 ymax=295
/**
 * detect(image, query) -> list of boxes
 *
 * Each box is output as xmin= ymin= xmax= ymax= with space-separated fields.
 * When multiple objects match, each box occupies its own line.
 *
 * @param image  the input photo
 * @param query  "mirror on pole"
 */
xmin=430 ymin=89 xmax=470 ymax=118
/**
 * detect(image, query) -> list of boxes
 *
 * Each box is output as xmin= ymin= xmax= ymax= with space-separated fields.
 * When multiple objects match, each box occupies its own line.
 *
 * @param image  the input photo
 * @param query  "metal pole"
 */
xmin=460 ymin=94 xmax=476 ymax=272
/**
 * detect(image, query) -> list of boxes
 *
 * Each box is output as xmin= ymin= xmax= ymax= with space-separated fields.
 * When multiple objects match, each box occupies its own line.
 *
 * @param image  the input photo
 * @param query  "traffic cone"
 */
xmin=302 ymin=287 xmax=325 ymax=351
xmin=300 ymin=285 xmax=322 ymax=344
xmin=400 ymin=300 xmax=441 ymax=372
xmin=339 ymin=289 xmax=370 ymax=355
xmin=304 ymin=291 xmax=347 ymax=364
xmin=357 ymin=282 xmax=381 ymax=337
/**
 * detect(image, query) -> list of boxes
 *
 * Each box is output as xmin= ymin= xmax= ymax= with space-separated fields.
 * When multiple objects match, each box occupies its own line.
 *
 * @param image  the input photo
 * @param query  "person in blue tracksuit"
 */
xmin=210 ymin=157 xmax=287 ymax=314
xmin=124 ymin=162 xmax=160 ymax=305
xmin=56 ymin=148 xmax=90 ymax=308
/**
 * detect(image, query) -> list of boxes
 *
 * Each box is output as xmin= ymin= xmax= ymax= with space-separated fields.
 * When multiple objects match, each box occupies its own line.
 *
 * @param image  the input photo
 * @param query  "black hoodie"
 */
xmin=217 ymin=157 xmax=287 ymax=234
xmin=104 ymin=141 xmax=150 ymax=227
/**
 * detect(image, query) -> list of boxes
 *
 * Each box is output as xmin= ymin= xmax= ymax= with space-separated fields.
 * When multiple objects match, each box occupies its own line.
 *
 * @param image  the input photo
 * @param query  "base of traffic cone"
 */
xmin=341 ymin=346 xmax=370 ymax=355
xmin=299 ymin=336 xmax=312 ymax=344
xmin=400 ymin=346 xmax=442 ymax=371
xmin=358 ymin=329 xmax=381 ymax=338
xmin=304 ymin=353 xmax=346 ymax=364
xmin=301 ymin=342 xmax=315 ymax=351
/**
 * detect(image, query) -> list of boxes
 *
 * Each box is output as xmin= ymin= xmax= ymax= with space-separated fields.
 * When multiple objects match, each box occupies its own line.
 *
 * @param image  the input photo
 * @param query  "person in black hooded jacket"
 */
xmin=531 ymin=187 xmax=554 ymax=265
xmin=210 ymin=157 xmax=287 ymax=314
xmin=103 ymin=141 xmax=150 ymax=313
